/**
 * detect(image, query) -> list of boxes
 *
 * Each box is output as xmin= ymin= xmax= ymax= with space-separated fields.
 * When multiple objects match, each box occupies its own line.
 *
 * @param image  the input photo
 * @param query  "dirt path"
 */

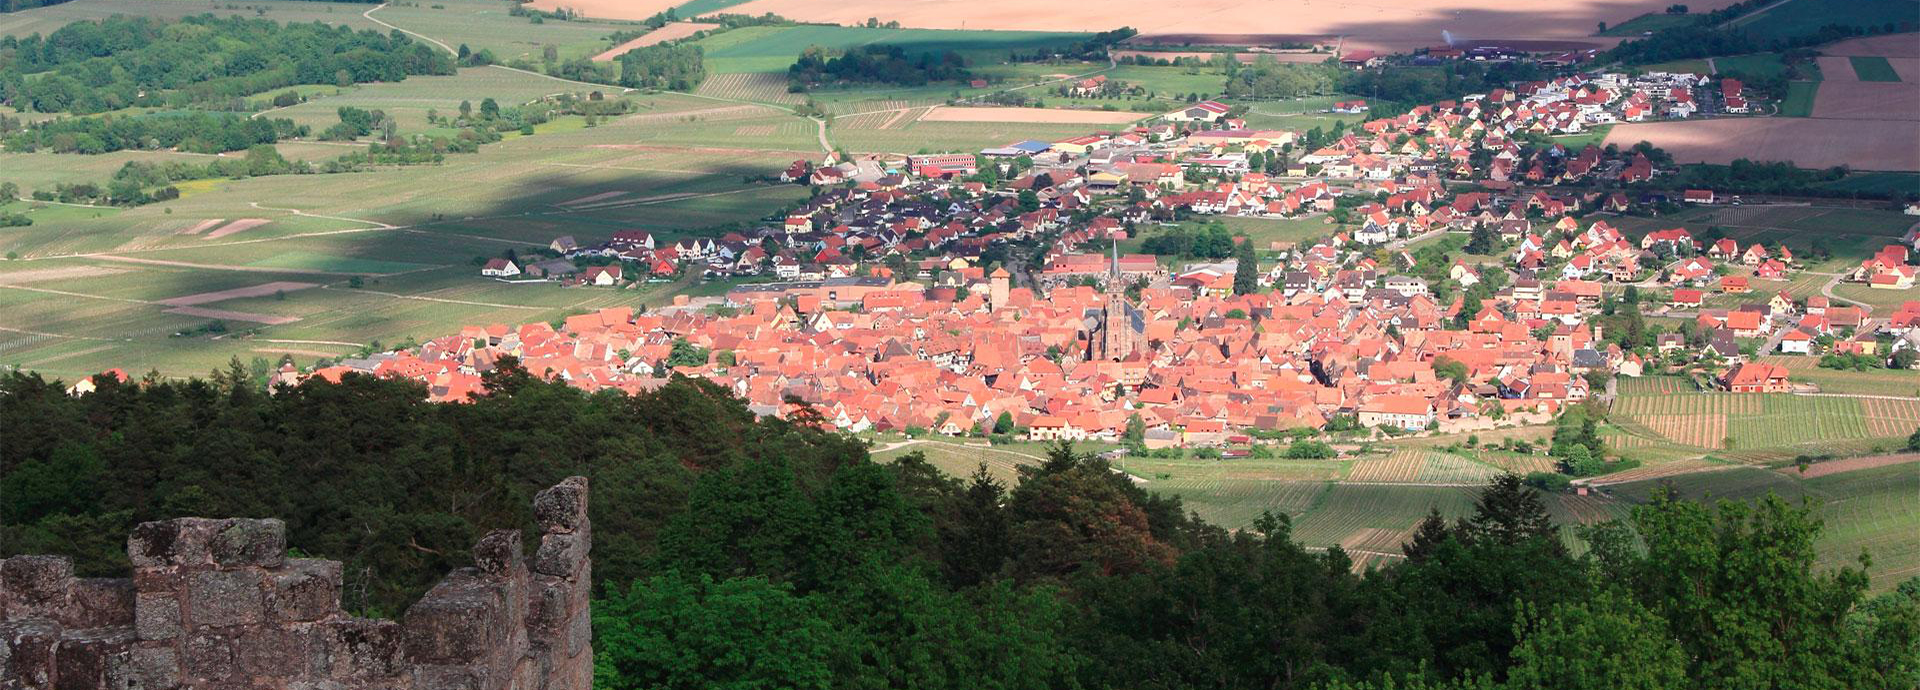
xmin=363 ymin=4 xmax=455 ymax=56
xmin=324 ymin=285 xmax=545 ymax=310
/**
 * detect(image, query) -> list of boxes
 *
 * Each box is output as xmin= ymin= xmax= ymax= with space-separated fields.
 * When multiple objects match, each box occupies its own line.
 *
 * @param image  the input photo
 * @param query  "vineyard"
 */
xmin=1290 ymin=484 xmax=1480 ymax=550
xmin=1152 ymin=479 xmax=1331 ymax=529
xmin=1610 ymin=381 xmax=1920 ymax=460
xmin=693 ymin=72 xmax=803 ymax=105
xmin=1347 ymin=448 xmax=1502 ymax=484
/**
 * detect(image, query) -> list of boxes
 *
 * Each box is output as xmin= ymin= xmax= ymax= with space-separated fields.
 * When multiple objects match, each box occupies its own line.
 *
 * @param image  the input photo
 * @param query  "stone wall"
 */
xmin=0 ymin=477 xmax=592 ymax=690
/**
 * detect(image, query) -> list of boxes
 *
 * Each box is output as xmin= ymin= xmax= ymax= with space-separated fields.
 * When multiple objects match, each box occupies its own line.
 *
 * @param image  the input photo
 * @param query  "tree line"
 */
xmin=788 ymin=44 xmax=971 ymax=90
xmin=1 ymin=111 xmax=306 ymax=154
xmin=0 ymin=0 xmax=77 ymax=12
xmin=0 ymin=15 xmax=454 ymax=115
xmin=0 ymin=365 xmax=1913 ymax=688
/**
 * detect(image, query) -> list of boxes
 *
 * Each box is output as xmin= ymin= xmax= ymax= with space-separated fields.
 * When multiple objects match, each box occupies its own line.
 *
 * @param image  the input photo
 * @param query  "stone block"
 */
xmin=129 ymin=644 xmax=180 ymax=690
xmin=210 ymin=519 xmax=286 ymax=570
xmin=412 ymin=664 xmax=486 ymax=690
xmin=180 ymin=633 xmax=236 ymax=683
xmin=531 ymin=533 xmax=587 ymax=579
xmin=54 ymin=627 xmax=134 ymax=690
xmin=63 ymin=578 xmax=135 ymax=630
xmin=2 ymin=555 xmax=74 ymax=609
xmin=470 ymin=531 xmax=522 ymax=577
xmin=135 ymin=593 xmax=182 ymax=642
xmin=523 ymin=578 xmax=569 ymax=638
xmin=564 ymin=606 xmax=590 ymax=658
xmin=271 ymin=560 xmax=342 ymax=623
xmin=0 ymin=620 xmax=59 ymax=688
xmin=128 ymin=519 xmax=222 ymax=570
xmin=401 ymin=574 xmax=503 ymax=664
xmin=185 ymin=570 xmax=265 ymax=628
xmin=322 ymin=619 xmax=403 ymax=680
xmin=531 ymin=478 xmax=589 ymax=534
xmin=236 ymin=625 xmax=307 ymax=678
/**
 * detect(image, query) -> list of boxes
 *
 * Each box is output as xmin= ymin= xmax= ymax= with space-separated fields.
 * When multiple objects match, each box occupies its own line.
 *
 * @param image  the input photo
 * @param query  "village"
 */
xmin=310 ymin=65 xmax=1920 ymax=449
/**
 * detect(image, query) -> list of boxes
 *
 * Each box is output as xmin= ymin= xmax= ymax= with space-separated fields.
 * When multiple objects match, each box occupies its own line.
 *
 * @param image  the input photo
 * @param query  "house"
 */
xmin=582 ymin=265 xmax=622 ymax=286
xmin=1719 ymin=276 xmax=1750 ymax=293
xmin=1683 ymin=189 xmax=1715 ymax=205
xmin=1780 ymin=329 xmax=1812 ymax=354
xmin=549 ymin=236 xmax=578 ymax=254
xmin=1357 ymin=395 xmax=1435 ymax=431
xmin=1721 ymin=362 xmax=1791 ymax=393
xmin=480 ymin=258 xmax=520 ymax=277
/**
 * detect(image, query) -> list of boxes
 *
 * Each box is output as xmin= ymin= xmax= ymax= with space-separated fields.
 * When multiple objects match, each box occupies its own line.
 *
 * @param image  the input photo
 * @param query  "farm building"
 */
xmin=1164 ymin=100 xmax=1231 ymax=123
xmin=480 ymin=259 xmax=520 ymax=277
xmin=1720 ymin=362 xmax=1791 ymax=393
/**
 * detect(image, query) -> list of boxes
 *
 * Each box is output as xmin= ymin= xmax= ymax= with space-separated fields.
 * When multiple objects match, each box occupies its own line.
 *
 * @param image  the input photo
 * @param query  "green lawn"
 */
xmin=1779 ymin=80 xmax=1820 ymax=117
xmin=1551 ymin=124 xmax=1614 ymax=149
xmin=1850 ymin=56 xmax=1903 ymax=82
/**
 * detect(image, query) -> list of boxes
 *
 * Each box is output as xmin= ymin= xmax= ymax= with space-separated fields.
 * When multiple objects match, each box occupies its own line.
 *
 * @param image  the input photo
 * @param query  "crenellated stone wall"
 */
xmin=0 ymin=477 xmax=592 ymax=690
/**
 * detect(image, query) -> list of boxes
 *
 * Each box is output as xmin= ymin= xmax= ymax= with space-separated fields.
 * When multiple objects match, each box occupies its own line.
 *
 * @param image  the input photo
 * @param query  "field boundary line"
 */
xmin=0 ymin=325 xmax=111 ymax=341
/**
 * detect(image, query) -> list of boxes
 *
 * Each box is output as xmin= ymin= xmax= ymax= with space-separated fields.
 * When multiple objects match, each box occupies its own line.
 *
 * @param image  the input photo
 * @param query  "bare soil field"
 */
xmin=1111 ymin=49 xmax=1333 ymax=63
xmin=1813 ymin=82 xmax=1920 ymax=120
xmin=1824 ymin=34 xmax=1920 ymax=58
xmin=1789 ymin=453 xmax=1920 ymax=479
xmin=1606 ymin=118 xmax=1920 ymax=171
xmin=591 ymin=22 xmax=718 ymax=62
xmin=1126 ymin=33 xmax=1334 ymax=46
xmin=0 ymin=266 xmax=126 ymax=284
xmin=525 ymin=0 xmax=681 ymax=22
xmin=917 ymin=105 xmax=1146 ymax=124
xmin=176 ymin=219 xmax=226 ymax=235
xmin=203 ymin=218 xmax=272 ymax=240
xmin=158 ymin=281 xmax=320 ymax=307
xmin=666 ymin=0 xmax=1737 ymax=53
xmin=1816 ymin=56 xmax=1861 ymax=81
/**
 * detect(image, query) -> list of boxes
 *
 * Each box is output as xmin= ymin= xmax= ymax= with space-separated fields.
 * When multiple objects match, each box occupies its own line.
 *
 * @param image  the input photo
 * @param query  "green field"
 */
xmin=1550 ymin=124 xmax=1614 ymax=149
xmin=1779 ymin=80 xmax=1820 ymax=117
xmin=1598 ymin=11 xmax=1701 ymax=36
xmin=1729 ymin=0 xmax=1920 ymax=43
xmin=1819 ymin=171 xmax=1920 ymax=196
xmin=1714 ymin=52 xmax=1793 ymax=80
xmin=1639 ymin=58 xmax=1713 ymax=75
xmin=1760 ymin=356 xmax=1920 ymax=397
xmin=695 ymin=25 xmax=1089 ymax=74
xmin=1850 ymin=56 xmax=1903 ymax=82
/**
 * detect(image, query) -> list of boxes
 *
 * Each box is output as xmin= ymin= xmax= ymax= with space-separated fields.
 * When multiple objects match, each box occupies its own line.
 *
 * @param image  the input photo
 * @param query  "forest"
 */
xmin=615 ymin=43 xmax=707 ymax=91
xmin=788 ymin=44 xmax=972 ymax=89
xmin=0 ymin=15 xmax=454 ymax=114
xmin=0 ymin=365 xmax=1914 ymax=689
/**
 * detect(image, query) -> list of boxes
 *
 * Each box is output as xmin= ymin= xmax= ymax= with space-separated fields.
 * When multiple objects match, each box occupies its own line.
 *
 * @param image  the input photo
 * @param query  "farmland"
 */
xmin=1760 ymin=356 xmax=1920 ymax=397
xmin=1605 ymin=117 xmax=1920 ymax=171
xmin=692 ymin=25 xmax=1090 ymax=74
xmin=680 ymin=0 xmax=1745 ymax=53
xmin=1609 ymin=377 xmax=1920 ymax=464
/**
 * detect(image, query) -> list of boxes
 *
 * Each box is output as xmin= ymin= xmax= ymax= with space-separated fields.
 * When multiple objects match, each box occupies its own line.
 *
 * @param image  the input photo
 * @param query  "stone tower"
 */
xmin=1100 ymin=241 xmax=1137 ymax=361
xmin=988 ymin=266 xmax=1010 ymax=309
xmin=0 ymin=477 xmax=594 ymax=690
